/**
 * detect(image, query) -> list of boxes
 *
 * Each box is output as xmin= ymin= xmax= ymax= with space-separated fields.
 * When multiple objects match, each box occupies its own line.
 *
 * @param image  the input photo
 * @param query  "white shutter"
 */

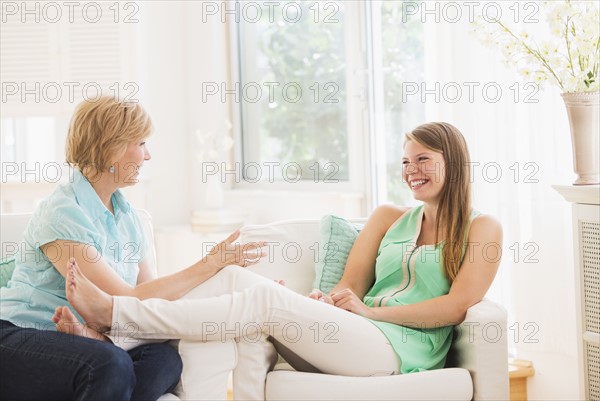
xmin=0 ymin=19 xmax=58 ymax=115
xmin=0 ymin=1 xmax=137 ymax=117
xmin=61 ymin=2 xmax=137 ymax=110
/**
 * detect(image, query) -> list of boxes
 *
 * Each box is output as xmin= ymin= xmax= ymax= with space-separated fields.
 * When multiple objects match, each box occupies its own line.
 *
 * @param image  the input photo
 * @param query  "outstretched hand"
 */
xmin=204 ymin=230 xmax=267 ymax=270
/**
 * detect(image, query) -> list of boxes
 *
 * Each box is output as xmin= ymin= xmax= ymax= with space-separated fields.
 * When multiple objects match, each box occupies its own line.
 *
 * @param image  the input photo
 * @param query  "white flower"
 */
xmin=533 ymin=72 xmax=548 ymax=84
xmin=520 ymin=68 xmax=532 ymax=78
xmin=472 ymin=0 xmax=600 ymax=93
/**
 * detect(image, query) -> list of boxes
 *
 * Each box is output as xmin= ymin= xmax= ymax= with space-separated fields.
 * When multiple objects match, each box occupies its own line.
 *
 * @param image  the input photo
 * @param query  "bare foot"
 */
xmin=52 ymin=305 xmax=109 ymax=342
xmin=65 ymin=258 xmax=113 ymax=332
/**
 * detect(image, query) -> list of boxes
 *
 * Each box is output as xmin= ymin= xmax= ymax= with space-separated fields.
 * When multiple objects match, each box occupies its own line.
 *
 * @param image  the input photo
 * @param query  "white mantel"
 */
xmin=553 ymin=184 xmax=600 ymax=205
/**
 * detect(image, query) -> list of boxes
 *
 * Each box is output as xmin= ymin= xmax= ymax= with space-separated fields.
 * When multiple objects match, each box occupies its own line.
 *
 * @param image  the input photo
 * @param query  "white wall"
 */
xmin=183 ymin=1 xmax=232 ymax=216
xmin=133 ymin=2 xmax=191 ymax=226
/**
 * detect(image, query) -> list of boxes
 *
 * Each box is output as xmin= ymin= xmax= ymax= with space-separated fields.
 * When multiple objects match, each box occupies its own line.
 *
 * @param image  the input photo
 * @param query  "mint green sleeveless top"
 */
xmin=363 ymin=205 xmax=480 ymax=374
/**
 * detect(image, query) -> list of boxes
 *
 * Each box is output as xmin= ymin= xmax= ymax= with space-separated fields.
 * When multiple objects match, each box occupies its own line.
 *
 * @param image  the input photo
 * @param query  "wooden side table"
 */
xmin=509 ymin=360 xmax=535 ymax=401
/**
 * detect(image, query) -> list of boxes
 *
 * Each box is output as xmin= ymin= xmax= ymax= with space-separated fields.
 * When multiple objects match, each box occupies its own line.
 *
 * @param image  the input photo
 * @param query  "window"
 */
xmin=232 ymin=1 xmax=365 ymax=187
xmin=231 ymin=0 xmax=426 ymax=202
xmin=1 ymin=117 xmax=58 ymax=178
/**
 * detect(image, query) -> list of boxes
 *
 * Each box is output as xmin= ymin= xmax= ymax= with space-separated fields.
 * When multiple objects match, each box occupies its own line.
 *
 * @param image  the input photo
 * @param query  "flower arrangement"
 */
xmin=473 ymin=0 xmax=600 ymax=93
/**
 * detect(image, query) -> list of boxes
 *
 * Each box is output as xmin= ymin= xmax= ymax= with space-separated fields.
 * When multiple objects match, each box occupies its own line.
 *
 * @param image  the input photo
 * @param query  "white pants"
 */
xmin=111 ymin=266 xmax=400 ymax=400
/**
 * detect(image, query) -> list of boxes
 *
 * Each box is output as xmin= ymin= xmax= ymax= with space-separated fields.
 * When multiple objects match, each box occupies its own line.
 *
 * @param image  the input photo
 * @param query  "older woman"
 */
xmin=0 ymin=96 xmax=260 ymax=400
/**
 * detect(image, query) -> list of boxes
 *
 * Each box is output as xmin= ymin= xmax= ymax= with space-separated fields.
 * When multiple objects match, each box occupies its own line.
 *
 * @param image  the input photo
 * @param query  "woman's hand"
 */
xmin=203 ymin=230 xmax=267 ymax=271
xmin=307 ymin=289 xmax=334 ymax=305
xmin=306 ymin=289 xmax=333 ymax=305
xmin=331 ymin=288 xmax=375 ymax=319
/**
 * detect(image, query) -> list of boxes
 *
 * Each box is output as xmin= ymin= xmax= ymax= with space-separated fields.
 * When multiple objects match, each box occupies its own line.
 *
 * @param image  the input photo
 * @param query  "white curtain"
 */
xmin=421 ymin=7 xmax=579 ymax=399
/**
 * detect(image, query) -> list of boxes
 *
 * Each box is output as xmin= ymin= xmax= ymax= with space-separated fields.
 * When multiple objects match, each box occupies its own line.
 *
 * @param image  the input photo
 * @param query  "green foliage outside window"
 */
xmin=244 ymin=1 xmax=348 ymax=180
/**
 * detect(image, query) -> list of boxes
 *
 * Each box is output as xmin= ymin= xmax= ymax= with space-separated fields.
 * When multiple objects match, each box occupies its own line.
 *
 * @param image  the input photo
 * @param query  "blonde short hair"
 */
xmin=66 ymin=96 xmax=153 ymax=181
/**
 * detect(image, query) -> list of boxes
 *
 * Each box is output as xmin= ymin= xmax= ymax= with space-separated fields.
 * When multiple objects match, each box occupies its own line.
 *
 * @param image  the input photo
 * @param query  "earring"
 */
xmin=109 ymin=166 xmax=115 ymax=173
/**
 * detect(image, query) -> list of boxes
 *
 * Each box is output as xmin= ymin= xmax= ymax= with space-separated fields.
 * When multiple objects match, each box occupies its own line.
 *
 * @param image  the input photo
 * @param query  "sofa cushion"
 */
xmin=0 ymin=213 xmax=30 ymax=288
xmin=266 ymin=368 xmax=473 ymax=401
xmin=314 ymin=215 xmax=363 ymax=293
xmin=241 ymin=219 xmax=322 ymax=295
xmin=241 ymin=218 xmax=368 ymax=295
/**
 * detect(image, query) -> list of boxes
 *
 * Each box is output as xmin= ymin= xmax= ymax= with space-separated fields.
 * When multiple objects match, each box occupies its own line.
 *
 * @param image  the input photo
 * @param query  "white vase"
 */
xmin=561 ymin=92 xmax=600 ymax=185
xmin=204 ymin=173 xmax=224 ymax=209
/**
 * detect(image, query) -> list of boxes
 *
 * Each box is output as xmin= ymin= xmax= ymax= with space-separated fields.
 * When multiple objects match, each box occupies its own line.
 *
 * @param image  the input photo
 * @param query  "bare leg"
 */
xmin=52 ymin=306 xmax=109 ymax=342
xmin=64 ymin=258 xmax=113 ymax=331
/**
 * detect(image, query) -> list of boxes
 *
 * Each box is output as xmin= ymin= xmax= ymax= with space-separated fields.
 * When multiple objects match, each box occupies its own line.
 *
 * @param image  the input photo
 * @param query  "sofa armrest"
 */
xmin=171 ymin=339 xmax=237 ymax=401
xmin=446 ymin=299 xmax=509 ymax=401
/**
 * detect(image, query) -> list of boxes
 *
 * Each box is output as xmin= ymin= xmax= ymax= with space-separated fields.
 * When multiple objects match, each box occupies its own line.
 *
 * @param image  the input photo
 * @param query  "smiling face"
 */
xmin=113 ymin=139 xmax=151 ymax=187
xmin=402 ymin=139 xmax=446 ymax=204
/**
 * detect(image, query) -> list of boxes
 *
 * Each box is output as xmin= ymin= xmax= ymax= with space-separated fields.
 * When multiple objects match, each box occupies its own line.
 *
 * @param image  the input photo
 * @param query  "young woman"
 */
xmin=53 ymin=122 xmax=502 ymax=400
xmin=0 ymin=96 xmax=262 ymax=400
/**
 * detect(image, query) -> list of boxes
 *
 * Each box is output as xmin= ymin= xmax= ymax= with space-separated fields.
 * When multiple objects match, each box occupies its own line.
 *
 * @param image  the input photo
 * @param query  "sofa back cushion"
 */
xmin=240 ymin=217 xmax=367 ymax=295
xmin=1 ymin=213 xmax=32 ymax=287
xmin=241 ymin=219 xmax=321 ymax=294
xmin=314 ymin=215 xmax=365 ymax=293
xmin=1 ymin=213 xmax=31 ymax=259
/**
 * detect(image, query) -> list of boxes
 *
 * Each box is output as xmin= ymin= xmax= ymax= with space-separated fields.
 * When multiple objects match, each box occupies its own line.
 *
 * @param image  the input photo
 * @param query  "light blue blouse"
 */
xmin=0 ymin=168 xmax=146 ymax=329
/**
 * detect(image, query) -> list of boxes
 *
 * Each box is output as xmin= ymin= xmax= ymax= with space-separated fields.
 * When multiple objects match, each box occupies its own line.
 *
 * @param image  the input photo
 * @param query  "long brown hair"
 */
xmin=406 ymin=122 xmax=471 ymax=282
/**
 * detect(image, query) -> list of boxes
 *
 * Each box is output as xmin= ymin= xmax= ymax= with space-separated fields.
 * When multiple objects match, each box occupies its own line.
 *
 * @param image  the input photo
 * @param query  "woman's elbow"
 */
xmin=451 ymin=308 xmax=468 ymax=325
xmin=448 ymin=299 xmax=472 ymax=325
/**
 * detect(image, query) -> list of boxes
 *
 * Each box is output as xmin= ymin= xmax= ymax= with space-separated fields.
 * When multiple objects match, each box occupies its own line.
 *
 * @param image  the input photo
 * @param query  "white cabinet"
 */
xmin=554 ymin=185 xmax=600 ymax=400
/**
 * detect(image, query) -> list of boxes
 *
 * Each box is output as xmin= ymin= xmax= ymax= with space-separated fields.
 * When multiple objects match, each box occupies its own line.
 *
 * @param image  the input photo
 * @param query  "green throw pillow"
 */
xmin=0 ymin=258 xmax=16 ymax=287
xmin=313 ymin=215 xmax=363 ymax=294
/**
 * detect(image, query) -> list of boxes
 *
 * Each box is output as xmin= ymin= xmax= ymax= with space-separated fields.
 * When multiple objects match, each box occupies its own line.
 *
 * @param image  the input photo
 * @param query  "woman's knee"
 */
xmin=154 ymin=343 xmax=183 ymax=388
xmin=88 ymin=345 xmax=136 ymax=391
xmin=129 ymin=342 xmax=182 ymax=399
xmin=137 ymin=342 xmax=183 ymax=379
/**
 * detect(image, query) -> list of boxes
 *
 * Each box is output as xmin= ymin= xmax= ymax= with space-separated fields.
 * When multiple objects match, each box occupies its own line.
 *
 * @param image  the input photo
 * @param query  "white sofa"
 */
xmin=1 ymin=212 xmax=510 ymax=401
xmin=238 ymin=219 xmax=510 ymax=401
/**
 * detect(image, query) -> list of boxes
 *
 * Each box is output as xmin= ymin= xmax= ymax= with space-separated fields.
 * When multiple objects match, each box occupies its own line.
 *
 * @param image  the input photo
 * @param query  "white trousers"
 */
xmin=111 ymin=266 xmax=400 ymax=400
